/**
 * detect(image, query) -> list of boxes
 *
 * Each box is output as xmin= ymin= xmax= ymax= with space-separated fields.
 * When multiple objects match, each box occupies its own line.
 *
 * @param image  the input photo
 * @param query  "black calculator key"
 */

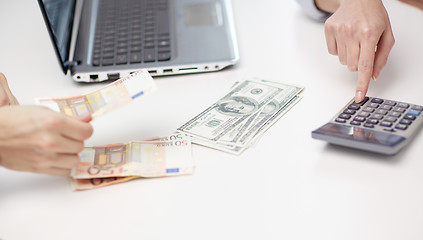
xmin=363 ymin=107 xmax=375 ymax=113
xmin=385 ymin=117 xmax=398 ymax=122
xmin=344 ymin=109 xmax=356 ymax=115
xmin=380 ymin=121 xmax=393 ymax=127
xmin=358 ymin=111 xmax=370 ymax=117
xmin=335 ymin=118 xmax=347 ymax=123
xmin=399 ymin=119 xmax=412 ymax=125
xmin=398 ymin=103 xmax=410 ymax=108
xmin=412 ymin=105 xmax=423 ymax=111
xmin=385 ymin=100 xmax=396 ymax=106
xmin=375 ymin=109 xmax=388 ymax=115
xmin=388 ymin=112 xmax=401 ymax=117
xmin=364 ymin=123 xmax=375 ymax=128
xmin=370 ymin=114 xmax=383 ymax=120
xmin=358 ymin=97 xmax=369 ymax=105
xmin=348 ymin=104 xmax=360 ymax=110
xmin=353 ymin=116 xmax=366 ymax=122
xmin=369 ymin=103 xmax=380 ymax=108
xmin=350 ymin=121 xmax=361 ymax=126
xmin=404 ymin=114 xmax=416 ymax=120
xmin=338 ymin=113 xmax=351 ymax=119
xmin=395 ymin=124 xmax=408 ymax=130
xmin=366 ymin=119 xmax=379 ymax=125
xmin=393 ymin=107 xmax=406 ymax=113
xmin=371 ymin=98 xmax=384 ymax=104
xmin=381 ymin=105 xmax=393 ymax=111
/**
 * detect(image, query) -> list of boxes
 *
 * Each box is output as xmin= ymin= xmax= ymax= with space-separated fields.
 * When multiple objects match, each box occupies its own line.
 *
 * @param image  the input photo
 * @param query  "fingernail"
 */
xmin=355 ymin=91 xmax=364 ymax=103
xmin=372 ymin=76 xmax=377 ymax=82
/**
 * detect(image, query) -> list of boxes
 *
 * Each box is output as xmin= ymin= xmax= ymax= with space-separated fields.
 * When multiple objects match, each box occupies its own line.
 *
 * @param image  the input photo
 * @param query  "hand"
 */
xmin=0 ymin=73 xmax=19 ymax=106
xmin=0 ymin=106 xmax=93 ymax=176
xmin=399 ymin=0 xmax=423 ymax=10
xmin=316 ymin=0 xmax=395 ymax=103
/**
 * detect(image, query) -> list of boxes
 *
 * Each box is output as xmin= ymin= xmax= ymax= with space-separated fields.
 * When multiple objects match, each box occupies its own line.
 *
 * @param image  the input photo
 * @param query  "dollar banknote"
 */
xmin=177 ymin=79 xmax=304 ymax=154
xmin=177 ymin=80 xmax=285 ymax=144
xmin=36 ymin=70 xmax=157 ymax=119
xmin=71 ymin=133 xmax=194 ymax=179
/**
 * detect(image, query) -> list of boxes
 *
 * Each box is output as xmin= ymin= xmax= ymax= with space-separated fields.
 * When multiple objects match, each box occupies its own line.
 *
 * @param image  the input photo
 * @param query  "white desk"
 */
xmin=1 ymin=1 xmax=423 ymax=239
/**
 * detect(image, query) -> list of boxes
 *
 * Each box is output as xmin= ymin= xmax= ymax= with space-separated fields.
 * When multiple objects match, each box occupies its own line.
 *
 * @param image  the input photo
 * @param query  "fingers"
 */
xmin=0 ymin=73 xmax=19 ymax=106
xmin=59 ymin=116 xmax=94 ymax=141
xmin=373 ymin=30 xmax=395 ymax=80
xmin=356 ymin=40 xmax=377 ymax=103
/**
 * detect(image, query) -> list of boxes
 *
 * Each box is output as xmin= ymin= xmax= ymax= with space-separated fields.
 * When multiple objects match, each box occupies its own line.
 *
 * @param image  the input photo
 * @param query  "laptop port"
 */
xmin=163 ymin=69 xmax=173 ymax=73
xmin=90 ymin=74 xmax=99 ymax=80
xmin=149 ymin=70 xmax=158 ymax=74
xmin=107 ymin=73 xmax=120 ymax=80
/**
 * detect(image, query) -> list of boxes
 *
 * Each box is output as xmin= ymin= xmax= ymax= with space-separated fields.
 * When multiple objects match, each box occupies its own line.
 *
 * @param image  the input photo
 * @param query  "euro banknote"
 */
xmin=36 ymin=70 xmax=157 ymax=119
xmin=71 ymin=133 xmax=194 ymax=180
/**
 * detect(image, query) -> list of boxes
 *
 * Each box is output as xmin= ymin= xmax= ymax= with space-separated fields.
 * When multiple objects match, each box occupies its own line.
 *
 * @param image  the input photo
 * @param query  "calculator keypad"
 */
xmin=334 ymin=97 xmax=423 ymax=134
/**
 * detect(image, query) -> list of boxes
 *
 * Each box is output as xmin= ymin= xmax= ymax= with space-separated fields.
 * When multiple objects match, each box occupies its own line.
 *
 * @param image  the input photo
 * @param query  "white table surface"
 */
xmin=1 ymin=0 xmax=423 ymax=239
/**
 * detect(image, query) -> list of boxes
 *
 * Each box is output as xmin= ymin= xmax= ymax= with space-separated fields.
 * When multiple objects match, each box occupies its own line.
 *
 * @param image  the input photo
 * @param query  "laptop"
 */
xmin=37 ymin=0 xmax=239 ymax=82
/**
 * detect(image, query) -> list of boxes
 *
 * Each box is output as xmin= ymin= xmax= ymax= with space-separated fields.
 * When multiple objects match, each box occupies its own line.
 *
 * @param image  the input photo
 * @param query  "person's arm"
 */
xmin=296 ymin=0 xmax=332 ymax=22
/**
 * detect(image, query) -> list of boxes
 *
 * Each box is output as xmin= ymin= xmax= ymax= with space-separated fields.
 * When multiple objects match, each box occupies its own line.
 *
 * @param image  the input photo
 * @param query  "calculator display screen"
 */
xmin=316 ymin=123 xmax=405 ymax=147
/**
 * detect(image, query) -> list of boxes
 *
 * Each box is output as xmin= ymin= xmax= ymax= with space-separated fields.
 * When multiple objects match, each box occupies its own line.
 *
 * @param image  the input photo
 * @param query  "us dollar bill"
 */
xmin=36 ymin=70 xmax=157 ymax=119
xmin=177 ymin=80 xmax=285 ymax=144
xmin=71 ymin=133 xmax=193 ymax=179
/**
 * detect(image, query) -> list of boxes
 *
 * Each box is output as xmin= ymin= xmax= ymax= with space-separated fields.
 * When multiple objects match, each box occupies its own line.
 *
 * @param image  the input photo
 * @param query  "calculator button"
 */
xmin=398 ymin=103 xmax=410 ymax=108
xmin=395 ymin=124 xmax=408 ymax=130
xmin=388 ymin=112 xmax=401 ymax=118
xmin=371 ymin=98 xmax=384 ymax=104
xmin=350 ymin=121 xmax=361 ymax=126
xmin=338 ymin=113 xmax=351 ymax=119
xmin=370 ymin=114 xmax=383 ymax=120
xmin=353 ymin=116 xmax=366 ymax=122
xmin=358 ymin=111 xmax=370 ymax=117
xmin=384 ymin=128 xmax=396 ymax=133
xmin=380 ymin=121 xmax=393 ymax=127
xmin=374 ymin=109 xmax=388 ymax=115
xmin=385 ymin=100 xmax=396 ymax=106
xmin=364 ymin=123 xmax=375 ymax=128
xmin=366 ymin=119 xmax=379 ymax=125
xmin=363 ymin=107 xmax=375 ymax=113
xmin=348 ymin=105 xmax=360 ymax=111
xmin=343 ymin=109 xmax=356 ymax=115
xmin=399 ymin=119 xmax=412 ymax=125
xmin=407 ymin=109 xmax=421 ymax=116
xmin=380 ymin=105 xmax=393 ymax=111
xmin=369 ymin=103 xmax=380 ymax=108
xmin=411 ymin=105 xmax=423 ymax=111
xmin=393 ymin=107 xmax=406 ymax=113
xmin=348 ymin=104 xmax=360 ymax=110
xmin=335 ymin=118 xmax=347 ymax=123
xmin=384 ymin=116 xmax=398 ymax=122
xmin=404 ymin=114 xmax=417 ymax=120
xmin=358 ymin=97 xmax=369 ymax=105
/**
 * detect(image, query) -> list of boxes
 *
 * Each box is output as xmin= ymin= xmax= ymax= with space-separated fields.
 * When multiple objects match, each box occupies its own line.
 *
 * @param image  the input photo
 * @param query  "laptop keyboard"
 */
xmin=92 ymin=0 xmax=171 ymax=67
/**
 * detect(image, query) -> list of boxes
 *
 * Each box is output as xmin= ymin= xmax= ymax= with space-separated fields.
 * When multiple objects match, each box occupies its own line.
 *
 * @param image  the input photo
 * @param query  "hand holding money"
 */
xmin=0 ymin=106 xmax=93 ymax=176
xmin=36 ymin=70 xmax=157 ymax=119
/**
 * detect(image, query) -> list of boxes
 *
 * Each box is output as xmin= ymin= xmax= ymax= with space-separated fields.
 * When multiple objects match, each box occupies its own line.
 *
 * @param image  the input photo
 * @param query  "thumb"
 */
xmin=76 ymin=114 xmax=93 ymax=123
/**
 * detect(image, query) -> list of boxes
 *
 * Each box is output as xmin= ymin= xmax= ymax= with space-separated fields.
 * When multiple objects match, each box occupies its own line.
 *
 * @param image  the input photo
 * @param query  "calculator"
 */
xmin=312 ymin=97 xmax=423 ymax=155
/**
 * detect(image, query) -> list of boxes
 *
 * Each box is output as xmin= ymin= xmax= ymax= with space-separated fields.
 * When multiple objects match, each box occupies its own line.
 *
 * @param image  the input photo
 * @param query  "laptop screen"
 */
xmin=37 ymin=0 xmax=76 ymax=73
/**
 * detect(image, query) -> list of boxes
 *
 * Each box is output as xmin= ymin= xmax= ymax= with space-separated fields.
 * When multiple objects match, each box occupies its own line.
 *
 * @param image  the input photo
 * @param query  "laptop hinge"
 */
xmin=64 ymin=61 xmax=79 ymax=70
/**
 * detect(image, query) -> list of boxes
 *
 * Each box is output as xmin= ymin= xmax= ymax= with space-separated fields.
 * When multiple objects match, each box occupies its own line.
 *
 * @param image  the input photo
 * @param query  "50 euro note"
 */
xmin=36 ymin=70 xmax=157 ymax=119
xmin=71 ymin=133 xmax=194 ymax=181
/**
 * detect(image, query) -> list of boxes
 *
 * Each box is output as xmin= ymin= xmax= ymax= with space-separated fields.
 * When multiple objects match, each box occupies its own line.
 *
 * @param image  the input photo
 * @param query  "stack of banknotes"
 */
xmin=70 ymin=133 xmax=194 ymax=190
xmin=177 ymin=79 xmax=304 ymax=154
xmin=36 ymin=70 xmax=195 ymax=191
